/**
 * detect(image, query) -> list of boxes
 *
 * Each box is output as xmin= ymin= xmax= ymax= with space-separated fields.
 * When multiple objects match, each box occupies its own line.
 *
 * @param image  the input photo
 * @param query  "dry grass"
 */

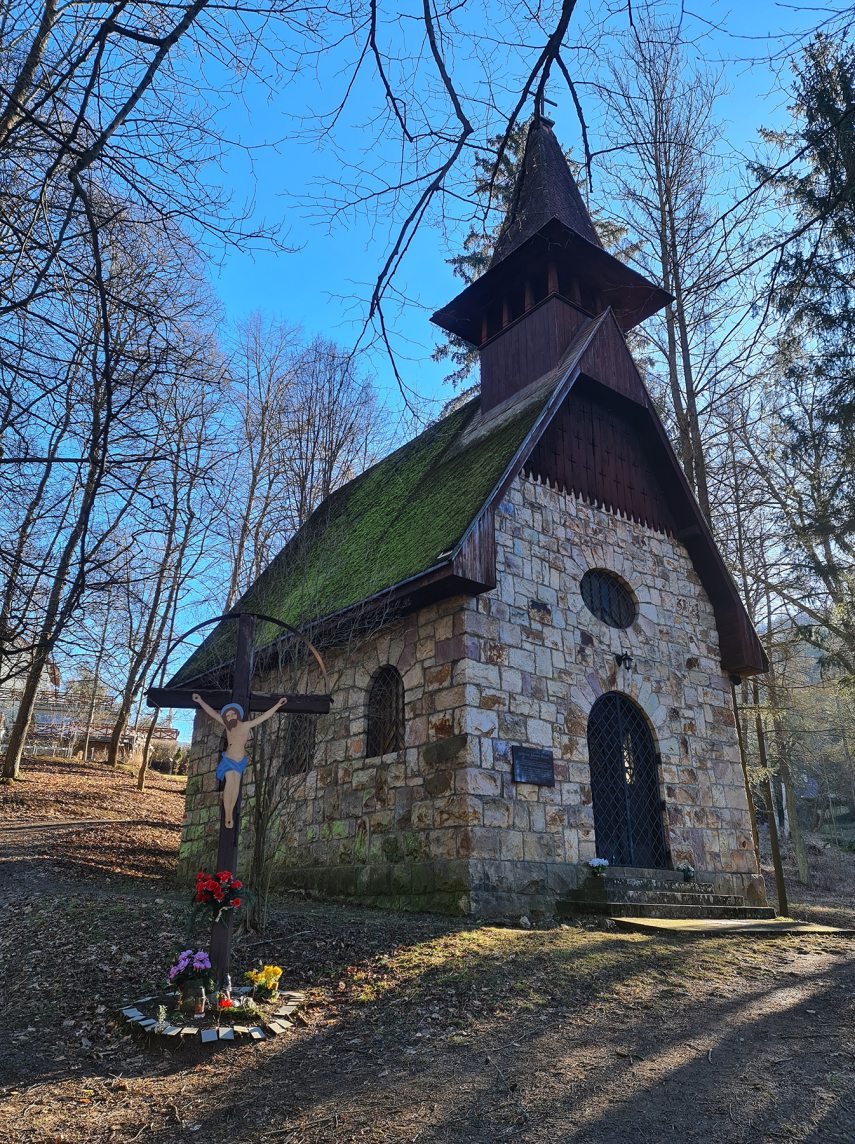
xmin=759 ymin=824 xmax=855 ymax=927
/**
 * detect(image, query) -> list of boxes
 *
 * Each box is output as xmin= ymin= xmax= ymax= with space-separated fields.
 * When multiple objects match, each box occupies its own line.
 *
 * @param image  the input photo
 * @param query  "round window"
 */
xmin=580 ymin=569 xmax=637 ymax=629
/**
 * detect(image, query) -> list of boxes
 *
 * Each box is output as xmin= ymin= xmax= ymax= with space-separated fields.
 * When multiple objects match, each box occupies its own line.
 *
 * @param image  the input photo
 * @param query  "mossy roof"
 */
xmin=170 ymin=385 xmax=553 ymax=686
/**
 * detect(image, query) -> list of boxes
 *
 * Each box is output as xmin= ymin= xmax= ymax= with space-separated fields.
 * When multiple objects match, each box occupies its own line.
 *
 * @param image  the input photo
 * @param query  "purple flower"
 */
xmin=168 ymin=948 xmax=210 ymax=986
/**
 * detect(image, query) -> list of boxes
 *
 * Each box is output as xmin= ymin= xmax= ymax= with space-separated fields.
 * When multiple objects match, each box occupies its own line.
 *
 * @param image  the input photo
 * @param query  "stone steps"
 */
xmin=602 ymin=866 xmax=702 ymax=882
xmin=600 ymin=871 xmax=716 ymax=893
xmin=596 ymin=888 xmax=748 ymax=908
xmin=558 ymin=900 xmax=776 ymax=921
xmin=598 ymin=878 xmax=716 ymax=895
xmin=556 ymin=867 xmax=774 ymax=922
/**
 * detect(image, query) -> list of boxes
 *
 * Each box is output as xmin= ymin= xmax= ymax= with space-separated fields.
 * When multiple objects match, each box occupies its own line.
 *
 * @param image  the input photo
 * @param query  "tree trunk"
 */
xmin=82 ymin=606 xmax=110 ymax=763
xmin=730 ymin=680 xmax=760 ymax=859
xmin=108 ymin=703 xmax=132 ymax=769
xmin=664 ymin=189 xmax=712 ymax=519
xmin=653 ymin=160 xmax=694 ymax=481
xmin=762 ymin=571 xmax=811 ymax=886
xmin=754 ymin=679 xmax=788 ymax=917
xmin=2 ymin=656 xmax=45 ymax=778
xmin=137 ymin=712 xmax=159 ymax=792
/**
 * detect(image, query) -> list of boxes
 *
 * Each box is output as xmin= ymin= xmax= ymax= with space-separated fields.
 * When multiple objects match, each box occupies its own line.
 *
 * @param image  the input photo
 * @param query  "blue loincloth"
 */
xmin=217 ymin=753 xmax=248 ymax=782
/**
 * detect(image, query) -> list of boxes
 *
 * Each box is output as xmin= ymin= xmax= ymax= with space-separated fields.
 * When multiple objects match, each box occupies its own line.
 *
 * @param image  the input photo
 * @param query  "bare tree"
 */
xmin=1 ymin=209 xmax=217 ymax=778
xmin=224 ymin=317 xmax=384 ymax=608
xmin=597 ymin=15 xmax=762 ymax=521
xmin=105 ymin=352 xmax=224 ymax=768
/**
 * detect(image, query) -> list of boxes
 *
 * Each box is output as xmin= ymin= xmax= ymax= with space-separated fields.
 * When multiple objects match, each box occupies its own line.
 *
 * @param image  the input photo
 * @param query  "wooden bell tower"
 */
xmin=431 ymin=114 xmax=671 ymax=411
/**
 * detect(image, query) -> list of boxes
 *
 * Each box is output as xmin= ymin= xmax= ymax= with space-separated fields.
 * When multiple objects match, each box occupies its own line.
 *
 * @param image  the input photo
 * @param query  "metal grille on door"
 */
xmin=587 ymin=691 xmax=668 ymax=869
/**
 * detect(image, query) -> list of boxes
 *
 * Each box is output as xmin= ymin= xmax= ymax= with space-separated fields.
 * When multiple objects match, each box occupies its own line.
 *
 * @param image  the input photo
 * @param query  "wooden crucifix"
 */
xmin=146 ymin=610 xmax=333 ymax=989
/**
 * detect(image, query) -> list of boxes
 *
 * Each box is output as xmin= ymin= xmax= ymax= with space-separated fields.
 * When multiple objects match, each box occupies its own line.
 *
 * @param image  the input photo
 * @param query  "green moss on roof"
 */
xmin=171 ymin=390 xmax=548 ymax=686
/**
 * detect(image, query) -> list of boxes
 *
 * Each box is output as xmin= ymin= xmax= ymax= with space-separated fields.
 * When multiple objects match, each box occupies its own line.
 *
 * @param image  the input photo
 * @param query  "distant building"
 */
xmin=0 ymin=661 xmax=178 ymax=761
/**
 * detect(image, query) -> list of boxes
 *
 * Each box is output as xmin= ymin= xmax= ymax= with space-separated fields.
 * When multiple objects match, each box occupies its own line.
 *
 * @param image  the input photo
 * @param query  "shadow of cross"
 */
xmin=146 ymin=610 xmax=333 ymax=989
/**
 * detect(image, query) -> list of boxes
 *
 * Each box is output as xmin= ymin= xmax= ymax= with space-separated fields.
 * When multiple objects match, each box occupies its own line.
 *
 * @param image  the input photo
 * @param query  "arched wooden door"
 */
xmin=587 ymin=692 xmax=668 ymax=869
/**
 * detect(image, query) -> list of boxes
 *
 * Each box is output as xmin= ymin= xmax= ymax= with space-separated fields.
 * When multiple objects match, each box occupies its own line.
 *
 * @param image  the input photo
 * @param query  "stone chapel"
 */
xmin=175 ymin=114 xmax=771 ymax=920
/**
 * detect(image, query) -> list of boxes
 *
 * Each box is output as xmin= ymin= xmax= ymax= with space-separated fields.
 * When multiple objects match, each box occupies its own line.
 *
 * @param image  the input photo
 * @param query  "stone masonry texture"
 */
xmin=178 ymin=473 xmax=765 ymax=917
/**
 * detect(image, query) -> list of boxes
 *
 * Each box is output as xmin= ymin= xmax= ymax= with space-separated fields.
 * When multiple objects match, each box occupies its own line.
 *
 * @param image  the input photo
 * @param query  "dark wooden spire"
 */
xmin=489 ymin=114 xmax=602 ymax=265
xmin=432 ymin=114 xmax=672 ymax=412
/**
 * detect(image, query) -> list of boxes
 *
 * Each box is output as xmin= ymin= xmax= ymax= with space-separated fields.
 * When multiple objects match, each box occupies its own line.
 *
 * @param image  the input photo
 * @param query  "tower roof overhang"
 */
xmin=432 ymin=218 xmax=673 ymax=344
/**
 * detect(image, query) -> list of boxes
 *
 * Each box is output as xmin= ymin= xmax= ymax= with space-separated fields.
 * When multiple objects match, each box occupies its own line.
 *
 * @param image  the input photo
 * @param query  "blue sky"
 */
xmin=203 ymin=1 xmax=816 ymax=422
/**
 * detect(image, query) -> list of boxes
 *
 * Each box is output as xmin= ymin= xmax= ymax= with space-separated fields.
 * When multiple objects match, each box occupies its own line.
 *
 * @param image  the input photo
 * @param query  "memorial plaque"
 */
xmin=511 ymin=746 xmax=555 ymax=787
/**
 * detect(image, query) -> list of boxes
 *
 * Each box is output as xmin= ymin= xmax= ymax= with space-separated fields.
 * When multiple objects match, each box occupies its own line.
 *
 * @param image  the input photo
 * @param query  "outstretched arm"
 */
xmin=192 ymin=693 xmax=224 ymax=726
xmin=246 ymin=696 xmax=288 ymax=728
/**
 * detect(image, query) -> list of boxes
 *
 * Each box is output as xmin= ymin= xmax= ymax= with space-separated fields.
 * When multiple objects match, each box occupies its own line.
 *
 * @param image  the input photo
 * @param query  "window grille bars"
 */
xmin=587 ymin=691 xmax=667 ymax=869
xmin=366 ymin=665 xmax=405 ymax=757
xmin=580 ymin=569 xmax=637 ymax=629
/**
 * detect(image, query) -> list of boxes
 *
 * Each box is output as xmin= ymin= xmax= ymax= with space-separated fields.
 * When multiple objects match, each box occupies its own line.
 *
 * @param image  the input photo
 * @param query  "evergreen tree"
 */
xmin=752 ymin=35 xmax=855 ymax=679
xmin=756 ymin=35 xmax=855 ymax=420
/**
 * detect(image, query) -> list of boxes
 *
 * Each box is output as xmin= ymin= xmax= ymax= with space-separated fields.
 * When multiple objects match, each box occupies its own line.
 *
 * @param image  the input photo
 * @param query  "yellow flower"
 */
xmin=245 ymin=963 xmax=283 ymax=993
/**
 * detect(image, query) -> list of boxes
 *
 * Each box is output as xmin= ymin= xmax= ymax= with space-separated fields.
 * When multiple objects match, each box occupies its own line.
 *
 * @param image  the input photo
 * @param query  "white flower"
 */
xmin=588 ymin=858 xmax=610 ymax=869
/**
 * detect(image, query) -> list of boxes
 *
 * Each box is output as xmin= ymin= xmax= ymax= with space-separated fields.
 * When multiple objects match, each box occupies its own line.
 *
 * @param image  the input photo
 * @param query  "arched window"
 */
xmin=280 ymin=714 xmax=317 ymax=777
xmin=366 ymin=665 xmax=405 ymax=757
xmin=587 ymin=692 xmax=667 ymax=869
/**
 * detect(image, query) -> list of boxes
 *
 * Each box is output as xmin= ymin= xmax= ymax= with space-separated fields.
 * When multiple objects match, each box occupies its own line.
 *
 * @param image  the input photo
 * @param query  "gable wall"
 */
xmin=452 ymin=473 xmax=762 ymax=913
xmin=524 ymin=379 xmax=675 ymax=533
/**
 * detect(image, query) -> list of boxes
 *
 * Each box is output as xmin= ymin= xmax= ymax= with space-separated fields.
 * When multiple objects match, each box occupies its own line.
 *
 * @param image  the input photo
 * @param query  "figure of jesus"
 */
xmin=191 ymin=694 xmax=288 ymax=828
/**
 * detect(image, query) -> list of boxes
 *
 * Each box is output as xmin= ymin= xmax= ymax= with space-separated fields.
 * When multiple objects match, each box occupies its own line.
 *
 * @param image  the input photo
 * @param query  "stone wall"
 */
xmin=178 ymin=594 xmax=487 ymax=913
xmin=178 ymin=472 xmax=764 ymax=917
xmin=454 ymin=474 xmax=764 ymax=914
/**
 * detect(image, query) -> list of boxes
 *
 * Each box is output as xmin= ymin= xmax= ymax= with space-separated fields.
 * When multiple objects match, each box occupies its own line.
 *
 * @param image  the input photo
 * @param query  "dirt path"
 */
xmin=1 ymin=762 xmax=853 ymax=1142
xmin=1 ymin=867 xmax=852 ymax=1144
xmin=0 ymin=817 xmax=135 ymax=852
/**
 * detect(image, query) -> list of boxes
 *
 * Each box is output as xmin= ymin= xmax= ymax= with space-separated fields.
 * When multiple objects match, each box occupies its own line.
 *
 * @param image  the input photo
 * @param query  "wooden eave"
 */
xmin=431 ymin=219 xmax=672 ymax=343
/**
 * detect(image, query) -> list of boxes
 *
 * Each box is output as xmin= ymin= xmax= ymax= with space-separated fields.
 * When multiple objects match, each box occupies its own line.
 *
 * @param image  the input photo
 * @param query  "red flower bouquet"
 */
xmin=192 ymin=870 xmax=250 ymax=923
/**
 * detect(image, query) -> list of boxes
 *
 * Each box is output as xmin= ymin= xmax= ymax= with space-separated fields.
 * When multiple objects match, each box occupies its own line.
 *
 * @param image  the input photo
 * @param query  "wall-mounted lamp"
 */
xmin=614 ymin=652 xmax=634 ymax=670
